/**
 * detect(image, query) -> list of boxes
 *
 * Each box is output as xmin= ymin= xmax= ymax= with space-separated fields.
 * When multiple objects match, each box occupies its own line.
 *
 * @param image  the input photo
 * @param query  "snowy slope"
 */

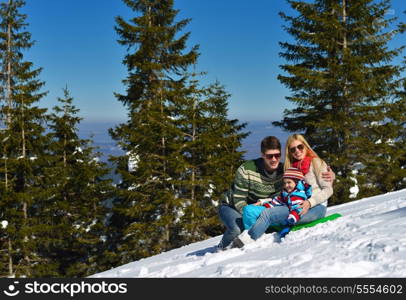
xmin=91 ymin=189 xmax=406 ymax=278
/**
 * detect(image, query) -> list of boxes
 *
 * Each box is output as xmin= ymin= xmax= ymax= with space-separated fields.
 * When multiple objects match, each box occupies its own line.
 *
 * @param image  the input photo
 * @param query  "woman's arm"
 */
xmin=306 ymin=158 xmax=334 ymax=208
xmin=321 ymin=166 xmax=335 ymax=182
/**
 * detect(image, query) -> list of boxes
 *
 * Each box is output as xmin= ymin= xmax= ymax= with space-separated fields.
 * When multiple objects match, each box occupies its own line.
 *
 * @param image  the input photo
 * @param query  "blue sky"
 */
xmin=22 ymin=0 xmax=405 ymax=123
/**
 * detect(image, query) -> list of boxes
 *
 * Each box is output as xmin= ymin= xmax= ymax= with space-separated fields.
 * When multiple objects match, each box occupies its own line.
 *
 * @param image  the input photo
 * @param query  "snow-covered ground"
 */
xmin=91 ymin=189 xmax=406 ymax=278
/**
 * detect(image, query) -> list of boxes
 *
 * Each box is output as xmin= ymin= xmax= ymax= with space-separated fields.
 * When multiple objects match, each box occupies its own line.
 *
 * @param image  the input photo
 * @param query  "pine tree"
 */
xmin=0 ymin=0 xmax=49 ymax=277
xmin=274 ymin=0 xmax=404 ymax=204
xmin=173 ymin=78 xmax=248 ymax=244
xmin=43 ymin=87 xmax=114 ymax=277
xmin=109 ymin=0 xmax=248 ymax=265
xmin=354 ymin=80 xmax=406 ymax=197
xmin=363 ymin=14 xmax=406 ymax=194
xmin=109 ymin=0 xmax=200 ymax=264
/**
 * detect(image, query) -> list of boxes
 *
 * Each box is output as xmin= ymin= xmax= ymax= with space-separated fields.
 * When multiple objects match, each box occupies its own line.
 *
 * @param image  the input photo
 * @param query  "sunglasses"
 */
xmin=289 ymin=144 xmax=305 ymax=154
xmin=264 ymin=153 xmax=281 ymax=160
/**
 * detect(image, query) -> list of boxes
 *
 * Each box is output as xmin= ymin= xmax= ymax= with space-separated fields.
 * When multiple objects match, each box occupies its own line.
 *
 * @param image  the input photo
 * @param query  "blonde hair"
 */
xmin=284 ymin=134 xmax=326 ymax=175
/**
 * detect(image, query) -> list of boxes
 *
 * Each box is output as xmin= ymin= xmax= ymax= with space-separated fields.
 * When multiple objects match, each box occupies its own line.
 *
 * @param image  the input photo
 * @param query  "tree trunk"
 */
xmin=8 ymin=238 xmax=13 ymax=277
xmin=341 ymin=0 xmax=349 ymax=164
xmin=191 ymin=98 xmax=197 ymax=237
xmin=6 ymin=16 xmax=12 ymax=126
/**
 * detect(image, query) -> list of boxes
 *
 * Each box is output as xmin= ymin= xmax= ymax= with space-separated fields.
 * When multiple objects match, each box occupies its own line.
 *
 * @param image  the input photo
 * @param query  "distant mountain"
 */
xmin=78 ymin=120 xmax=292 ymax=163
xmin=78 ymin=121 xmax=124 ymax=162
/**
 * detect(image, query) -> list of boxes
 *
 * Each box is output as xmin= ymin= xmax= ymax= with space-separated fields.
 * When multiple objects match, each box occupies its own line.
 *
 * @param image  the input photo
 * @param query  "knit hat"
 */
xmin=283 ymin=167 xmax=304 ymax=181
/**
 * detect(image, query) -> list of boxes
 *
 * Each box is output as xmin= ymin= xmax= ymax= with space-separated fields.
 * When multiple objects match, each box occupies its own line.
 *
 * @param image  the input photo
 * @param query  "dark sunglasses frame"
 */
xmin=264 ymin=153 xmax=281 ymax=160
xmin=289 ymin=144 xmax=305 ymax=154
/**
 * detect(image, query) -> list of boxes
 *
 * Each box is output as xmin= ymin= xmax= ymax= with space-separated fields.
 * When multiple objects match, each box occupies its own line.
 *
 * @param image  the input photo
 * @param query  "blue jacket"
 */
xmin=242 ymin=180 xmax=312 ymax=230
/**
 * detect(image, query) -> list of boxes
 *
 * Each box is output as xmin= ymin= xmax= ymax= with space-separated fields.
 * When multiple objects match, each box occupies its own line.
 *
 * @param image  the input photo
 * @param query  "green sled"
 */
xmin=267 ymin=213 xmax=342 ymax=233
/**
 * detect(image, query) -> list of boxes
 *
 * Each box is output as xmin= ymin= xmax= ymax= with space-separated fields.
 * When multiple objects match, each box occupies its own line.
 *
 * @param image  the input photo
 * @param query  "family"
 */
xmin=217 ymin=134 xmax=335 ymax=250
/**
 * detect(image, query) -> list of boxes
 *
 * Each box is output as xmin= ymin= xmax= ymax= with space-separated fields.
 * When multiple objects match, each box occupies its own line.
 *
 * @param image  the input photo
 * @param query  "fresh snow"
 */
xmin=91 ymin=189 xmax=406 ymax=278
xmin=1 ymin=220 xmax=8 ymax=229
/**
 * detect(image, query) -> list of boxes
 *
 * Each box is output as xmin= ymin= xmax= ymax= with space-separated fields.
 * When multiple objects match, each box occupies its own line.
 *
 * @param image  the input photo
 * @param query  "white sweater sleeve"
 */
xmin=307 ymin=158 xmax=334 ymax=207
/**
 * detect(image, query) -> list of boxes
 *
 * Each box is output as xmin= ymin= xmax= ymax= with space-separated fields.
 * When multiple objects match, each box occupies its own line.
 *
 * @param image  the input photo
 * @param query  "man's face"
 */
xmin=261 ymin=149 xmax=281 ymax=171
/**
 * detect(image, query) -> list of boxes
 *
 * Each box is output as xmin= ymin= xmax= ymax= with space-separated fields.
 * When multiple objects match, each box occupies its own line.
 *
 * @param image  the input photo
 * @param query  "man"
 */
xmin=217 ymin=136 xmax=334 ymax=250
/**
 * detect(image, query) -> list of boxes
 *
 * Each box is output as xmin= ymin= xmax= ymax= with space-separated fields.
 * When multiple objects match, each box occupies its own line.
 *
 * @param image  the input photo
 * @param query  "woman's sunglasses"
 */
xmin=289 ymin=144 xmax=305 ymax=154
xmin=264 ymin=153 xmax=281 ymax=160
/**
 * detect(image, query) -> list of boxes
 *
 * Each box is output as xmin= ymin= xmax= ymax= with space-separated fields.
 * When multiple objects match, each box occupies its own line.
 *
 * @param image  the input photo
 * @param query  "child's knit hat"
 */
xmin=283 ymin=167 xmax=304 ymax=181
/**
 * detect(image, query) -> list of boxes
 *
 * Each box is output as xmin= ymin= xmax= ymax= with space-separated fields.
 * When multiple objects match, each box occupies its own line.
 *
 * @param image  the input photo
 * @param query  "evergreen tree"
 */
xmin=109 ymin=0 xmax=248 ymax=265
xmin=354 ymin=80 xmax=406 ymax=197
xmin=0 ymin=0 xmax=49 ymax=277
xmin=174 ymin=78 xmax=248 ymax=244
xmin=43 ymin=87 xmax=113 ymax=277
xmin=274 ymin=0 xmax=404 ymax=204
xmin=368 ymin=14 xmax=406 ymax=194
xmin=109 ymin=0 xmax=200 ymax=264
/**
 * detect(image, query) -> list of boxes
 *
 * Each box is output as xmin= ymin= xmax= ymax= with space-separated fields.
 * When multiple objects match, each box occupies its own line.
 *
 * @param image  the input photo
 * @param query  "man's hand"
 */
xmin=299 ymin=200 xmax=311 ymax=216
xmin=321 ymin=166 xmax=335 ymax=183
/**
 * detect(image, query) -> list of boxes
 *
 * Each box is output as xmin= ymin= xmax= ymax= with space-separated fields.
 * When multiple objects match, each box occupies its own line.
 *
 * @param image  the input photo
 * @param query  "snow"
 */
xmin=349 ymin=175 xmax=360 ymax=199
xmin=91 ymin=189 xmax=406 ymax=278
xmin=1 ymin=220 xmax=8 ymax=229
xmin=127 ymin=151 xmax=139 ymax=172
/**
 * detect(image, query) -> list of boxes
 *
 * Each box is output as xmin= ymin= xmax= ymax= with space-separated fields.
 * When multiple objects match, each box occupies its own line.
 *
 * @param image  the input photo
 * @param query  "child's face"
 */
xmin=283 ymin=178 xmax=296 ymax=193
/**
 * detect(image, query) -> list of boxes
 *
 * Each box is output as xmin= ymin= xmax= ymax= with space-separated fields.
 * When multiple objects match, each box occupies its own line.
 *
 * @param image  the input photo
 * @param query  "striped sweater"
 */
xmin=222 ymin=158 xmax=284 ymax=214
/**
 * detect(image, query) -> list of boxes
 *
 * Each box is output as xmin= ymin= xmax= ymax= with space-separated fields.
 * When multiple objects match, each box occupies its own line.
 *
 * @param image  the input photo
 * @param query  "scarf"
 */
xmin=292 ymin=156 xmax=312 ymax=175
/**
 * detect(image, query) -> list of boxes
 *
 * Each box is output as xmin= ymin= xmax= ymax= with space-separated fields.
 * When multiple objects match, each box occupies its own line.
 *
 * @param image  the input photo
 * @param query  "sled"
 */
xmin=267 ymin=213 xmax=342 ymax=233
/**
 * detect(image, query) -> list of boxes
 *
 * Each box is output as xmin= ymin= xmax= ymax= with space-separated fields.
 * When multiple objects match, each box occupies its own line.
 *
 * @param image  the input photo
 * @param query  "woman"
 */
xmin=283 ymin=134 xmax=333 ymax=221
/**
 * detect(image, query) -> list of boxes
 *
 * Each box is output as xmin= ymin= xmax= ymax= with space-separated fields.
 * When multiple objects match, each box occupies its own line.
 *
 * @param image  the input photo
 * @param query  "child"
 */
xmin=242 ymin=167 xmax=312 ymax=237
